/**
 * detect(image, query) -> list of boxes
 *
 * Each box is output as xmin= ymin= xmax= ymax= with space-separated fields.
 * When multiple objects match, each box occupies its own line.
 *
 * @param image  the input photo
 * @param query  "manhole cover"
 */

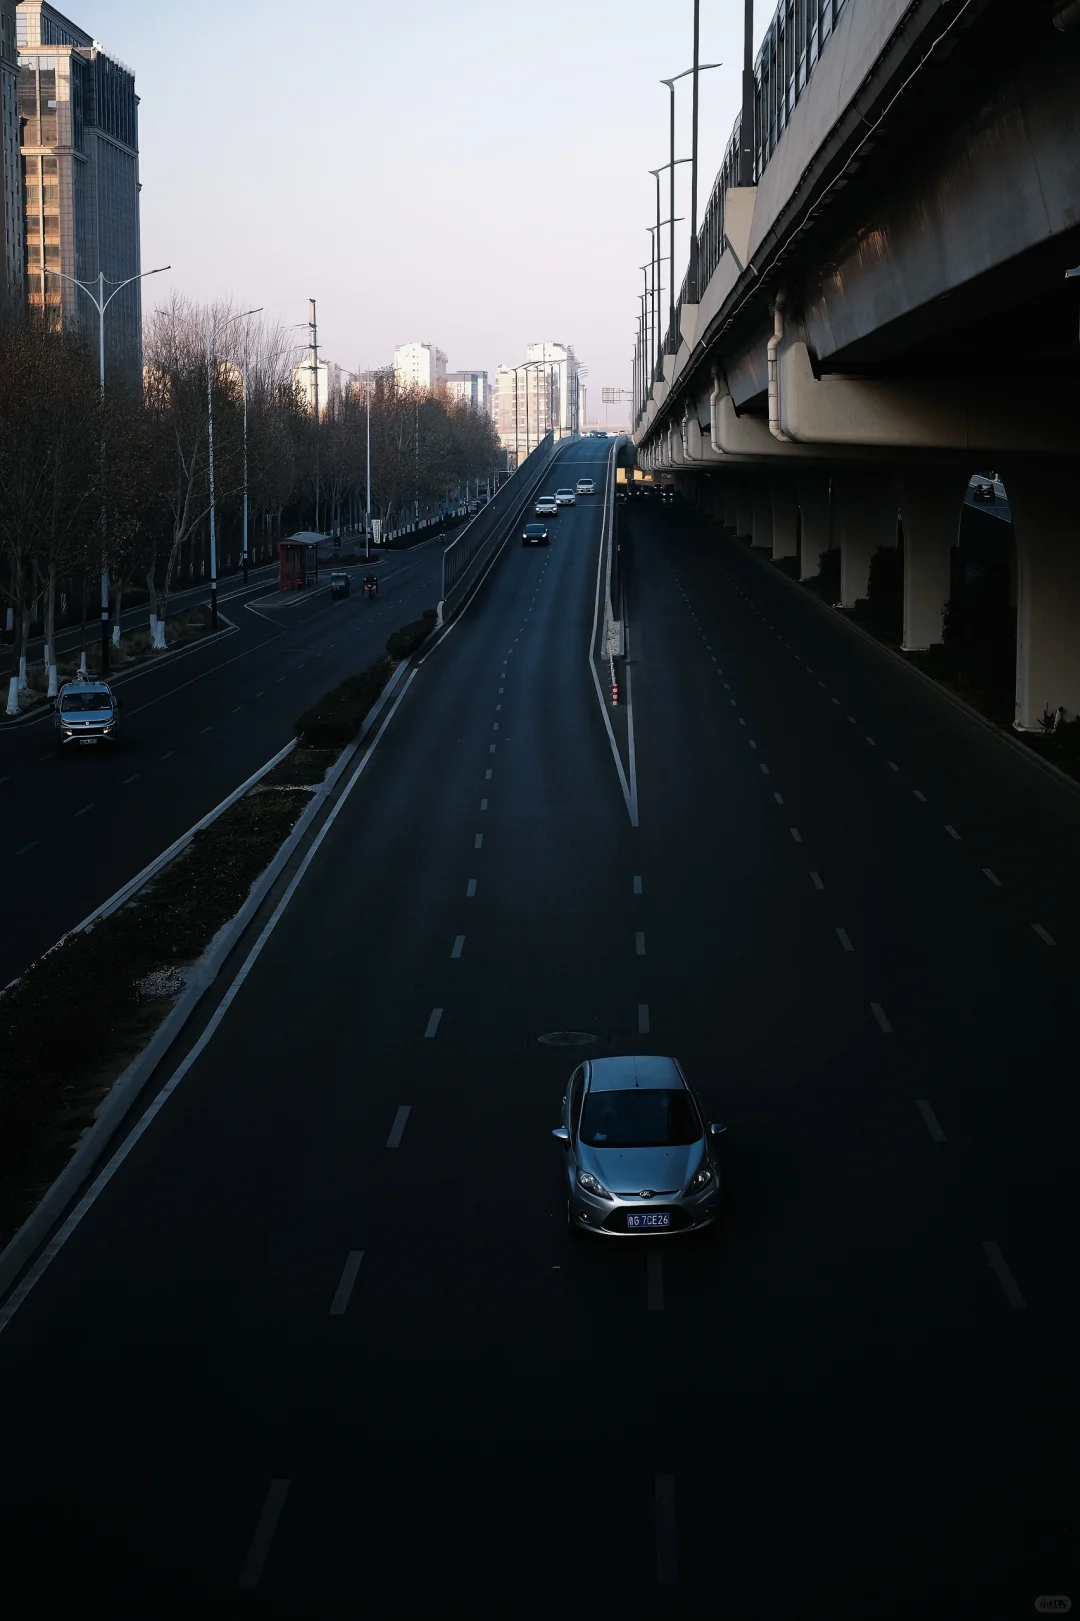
xmin=537 ymin=1031 xmax=596 ymax=1047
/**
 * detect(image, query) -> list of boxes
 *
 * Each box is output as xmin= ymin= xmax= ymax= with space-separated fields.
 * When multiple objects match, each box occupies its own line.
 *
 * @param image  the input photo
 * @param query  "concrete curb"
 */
xmin=738 ymin=538 xmax=1080 ymax=804
xmin=0 ymin=655 xmax=414 ymax=1302
xmin=0 ymin=615 xmax=240 ymax=731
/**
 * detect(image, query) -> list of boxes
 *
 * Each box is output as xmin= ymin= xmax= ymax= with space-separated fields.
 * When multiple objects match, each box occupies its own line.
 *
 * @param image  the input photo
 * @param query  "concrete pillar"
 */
xmin=1006 ymin=463 xmax=1080 ymax=731
xmin=796 ymin=471 xmax=831 ymax=580
xmin=895 ymin=468 xmax=967 ymax=651
xmin=835 ymin=469 xmax=897 ymax=607
xmin=752 ymin=484 xmax=773 ymax=552
xmin=770 ymin=479 xmax=798 ymax=560
xmin=736 ymin=485 xmax=754 ymax=541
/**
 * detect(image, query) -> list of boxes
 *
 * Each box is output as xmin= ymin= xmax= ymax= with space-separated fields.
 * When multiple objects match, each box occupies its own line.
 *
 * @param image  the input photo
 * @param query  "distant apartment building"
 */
xmin=445 ymin=369 xmax=489 ymax=413
xmin=293 ymin=357 xmax=349 ymax=419
xmin=393 ymin=340 xmax=446 ymax=394
xmin=17 ymin=1 xmax=142 ymax=379
xmin=0 ymin=0 xmax=21 ymax=308
xmin=494 ymin=343 xmax=580 ymax=463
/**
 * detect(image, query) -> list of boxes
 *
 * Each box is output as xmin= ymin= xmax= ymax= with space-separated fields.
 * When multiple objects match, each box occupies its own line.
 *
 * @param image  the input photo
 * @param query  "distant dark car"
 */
xmin=522 ymin=522 xmax=549 ymax=547
xmin=330 ymin=570 xmax=349 ymax=600
xmin=660 ymin=485 xmax=674 ymax=501
xmin=973 ymin=482 xmax=995 ymax=503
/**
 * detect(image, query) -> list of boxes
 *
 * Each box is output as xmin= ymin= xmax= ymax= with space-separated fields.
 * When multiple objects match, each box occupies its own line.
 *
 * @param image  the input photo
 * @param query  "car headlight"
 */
xmin=686 ymin=1164 xmax=715 ymax=1195
xmin=577 ymin=1170 xmax=613 ymax=1201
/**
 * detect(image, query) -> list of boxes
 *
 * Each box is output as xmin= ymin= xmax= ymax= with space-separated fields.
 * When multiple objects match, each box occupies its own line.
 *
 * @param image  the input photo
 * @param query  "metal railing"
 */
xmin=439 ymin=432 xmax=556 ymax=615
xmin=638 ymin=0 xmax=851 ymax=424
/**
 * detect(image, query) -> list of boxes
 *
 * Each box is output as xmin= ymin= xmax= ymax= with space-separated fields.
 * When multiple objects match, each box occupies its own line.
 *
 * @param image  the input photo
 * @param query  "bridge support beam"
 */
xmin=752 ymin=484 xmax=773 ymax=553
xmin=1008 ymin=463 xmax=1080 ymax=731
xmin=736 ymin=485 xmax=754 ymax=542
xmin=796 ymin=471 xmax=831 ymax=581
xmin=770 ymin=479 xmax=798 ymax=561
xmin=835 ymin=470 xmax=896 ymax=607
xmin=895 ymin=468 xmax=966 ymax=651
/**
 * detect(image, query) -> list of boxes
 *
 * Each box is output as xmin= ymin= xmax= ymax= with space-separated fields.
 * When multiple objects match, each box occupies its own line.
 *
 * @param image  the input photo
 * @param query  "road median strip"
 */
xmin=0 ymin=609 xmax=438 ymax=1296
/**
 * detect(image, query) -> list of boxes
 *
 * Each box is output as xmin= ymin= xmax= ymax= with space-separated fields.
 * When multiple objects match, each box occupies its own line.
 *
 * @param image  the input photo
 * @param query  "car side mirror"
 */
xmin=709 ymin=1123 xmax=727 ymax=1136
xmin=552 ymin=1127 xmax=570 ymax=1143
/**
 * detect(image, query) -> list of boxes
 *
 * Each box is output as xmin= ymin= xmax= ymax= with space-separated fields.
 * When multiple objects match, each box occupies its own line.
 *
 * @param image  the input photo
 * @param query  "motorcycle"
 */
xmin=363 ymin=578 xmax=379 ymax=600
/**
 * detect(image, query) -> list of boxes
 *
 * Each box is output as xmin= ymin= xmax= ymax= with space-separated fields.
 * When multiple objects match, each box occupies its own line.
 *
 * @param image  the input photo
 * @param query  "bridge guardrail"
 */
xmin=439 ymin=432 xmax=558 ymax=620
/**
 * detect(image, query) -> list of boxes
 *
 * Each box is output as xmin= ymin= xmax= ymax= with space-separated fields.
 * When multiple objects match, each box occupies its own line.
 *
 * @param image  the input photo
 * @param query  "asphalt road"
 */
xmin=0 ymin=446 xmax=1075 ymax=1613
xmin=0 ymin=539 xmax=445 ymax=987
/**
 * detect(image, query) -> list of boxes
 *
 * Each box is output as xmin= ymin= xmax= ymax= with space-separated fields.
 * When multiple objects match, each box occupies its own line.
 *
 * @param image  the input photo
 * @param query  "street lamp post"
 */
xmin=660 ymin=51 xmax=720 ymax=341
xmin=206 ymin=306 xmax=262 ymax=630
xmin=44 ymin=263 xmax=170 ymax=676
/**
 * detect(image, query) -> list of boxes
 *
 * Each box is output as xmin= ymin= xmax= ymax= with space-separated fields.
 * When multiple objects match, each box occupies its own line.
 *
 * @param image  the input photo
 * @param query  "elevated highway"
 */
xmin=633 ymin=0 xmax=1080 ymax=731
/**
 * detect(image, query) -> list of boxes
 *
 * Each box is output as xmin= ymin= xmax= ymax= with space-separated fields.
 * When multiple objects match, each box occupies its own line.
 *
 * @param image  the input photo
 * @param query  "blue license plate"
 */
xmin=627 ymin=1212 xmax=670 ymax=1230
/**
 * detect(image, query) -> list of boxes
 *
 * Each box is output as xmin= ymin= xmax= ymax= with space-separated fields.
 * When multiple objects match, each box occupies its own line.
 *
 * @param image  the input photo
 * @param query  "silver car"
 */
xmin=535 ymin=495 xmax=559 ymax=516
xmin=54 ymin=679 xmax=122 ymax=746
xmin=554 ymin=488 xmax=576 ymax=506
xmin=553 ymin=1055 xmax=726 ymax=1237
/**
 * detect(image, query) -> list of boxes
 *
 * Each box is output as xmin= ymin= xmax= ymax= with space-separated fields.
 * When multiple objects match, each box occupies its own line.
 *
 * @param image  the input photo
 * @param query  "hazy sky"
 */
xmin=87 ymin=1 xmax=770 ymax=416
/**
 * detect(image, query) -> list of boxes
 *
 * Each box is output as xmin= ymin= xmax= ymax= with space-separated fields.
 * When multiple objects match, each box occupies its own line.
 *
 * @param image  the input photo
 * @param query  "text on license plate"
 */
xmin=628 ymin=1212 xmax=670 ymax=1229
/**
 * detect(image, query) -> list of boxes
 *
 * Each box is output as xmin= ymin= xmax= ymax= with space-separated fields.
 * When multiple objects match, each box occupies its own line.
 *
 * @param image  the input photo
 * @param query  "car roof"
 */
xmin=586 ymin=1055 xmax=684 ymax=1092
xmin=61 ymin=680 xmax=111 ymax=693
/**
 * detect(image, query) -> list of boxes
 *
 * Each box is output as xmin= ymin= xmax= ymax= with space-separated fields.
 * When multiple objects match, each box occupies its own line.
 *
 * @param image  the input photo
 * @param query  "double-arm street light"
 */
xmin=206 ymin=307 xmax=262 ymax=629
xmin=44 ymin=263 xmax=170 ymax=674
xmin=661 ymin=11 xmax=721 ymax=329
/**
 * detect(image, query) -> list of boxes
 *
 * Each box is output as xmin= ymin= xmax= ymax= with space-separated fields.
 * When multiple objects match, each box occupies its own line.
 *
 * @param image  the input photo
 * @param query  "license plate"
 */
xmin=627 ymin=1212 xmax=670 ymax=1230
xmin=79 ymin=737 xmax=97 ymax=745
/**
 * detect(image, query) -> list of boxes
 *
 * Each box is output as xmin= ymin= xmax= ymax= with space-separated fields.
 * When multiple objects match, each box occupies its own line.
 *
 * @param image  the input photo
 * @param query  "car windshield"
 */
xmin=60 ymin=690 xmax=111 ymax=712
xmin=580 ymin=1088 xmax=701 ymax=1148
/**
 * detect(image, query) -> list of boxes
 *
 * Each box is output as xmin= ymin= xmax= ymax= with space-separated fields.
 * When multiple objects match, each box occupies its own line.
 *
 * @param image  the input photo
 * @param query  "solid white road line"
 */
xmin=836 ymin=928 xmax=854 ymax=952
xmin=982 ymin=1242 xmax=1027 ymax=1309
xmin=237 ymin=1479 xmax=290 ymax=1589
xmin=425 ymin=1008 xmax=443 ymax=1038
xmin=329 ymin=1251 xmax=364 ymax=1315
xmin=638 ymin=1004 xmax=650 ymax=1035
xmin=810 ymin=872 xmax=824 ymax=890
xmin=647 ymin=1250 xmax=664 ymax=1312
xmin=451 ymin=936 xmax=465 ymax=959
xmin=1031 ymin=924 xmax=1056 ymax=946
xmin=635 ymin=933 xmax=646 ymax=956
xmin=633 ymin=876 xmax=643 ymax=895
xmin=467 ymin=880 xmax=477 ymax=898
xmin=983 ymin=869 xmax=1002 ymax=886
xmin=655 ymin=1475 xmax=678 ymax=1586
xmin=870 ymin=1002 xmax=893 ymax=1034
xmin=386 ymin=1106 xmax=412 ymax=1148
xmin=916 ymin=1101 xmax=946 ymax=1142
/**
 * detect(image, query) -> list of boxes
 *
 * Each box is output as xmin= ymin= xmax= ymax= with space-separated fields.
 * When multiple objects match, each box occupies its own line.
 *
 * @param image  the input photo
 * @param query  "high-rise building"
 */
xmin=493 ymin=344 xmax=581 ymax=464
xmin=17 ymin=2 xmax=142 ymax=379
xmin=393 ymin=340 xmax=446 ymax=394
xmin=0 ymin=0 xmax=21 ymax=309
xmin=293 ymin=357 xmax=347 ymax=419
xmin=445 ymin=369 xmax=489 ymax=413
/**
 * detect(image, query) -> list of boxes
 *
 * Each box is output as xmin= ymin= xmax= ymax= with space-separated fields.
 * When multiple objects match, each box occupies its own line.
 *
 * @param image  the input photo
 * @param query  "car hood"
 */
xmin=579 ymin=1141 xmax=704 ymax=1196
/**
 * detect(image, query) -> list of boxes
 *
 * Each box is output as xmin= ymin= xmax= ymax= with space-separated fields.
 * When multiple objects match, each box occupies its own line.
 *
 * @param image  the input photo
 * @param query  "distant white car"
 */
xmin=575 ymin=479 xmax=595 ymax=496
xmin=555 ymin=488 xmax=576 ymax=506
xmin=535 ymin=495 xmax=559 ymax=516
